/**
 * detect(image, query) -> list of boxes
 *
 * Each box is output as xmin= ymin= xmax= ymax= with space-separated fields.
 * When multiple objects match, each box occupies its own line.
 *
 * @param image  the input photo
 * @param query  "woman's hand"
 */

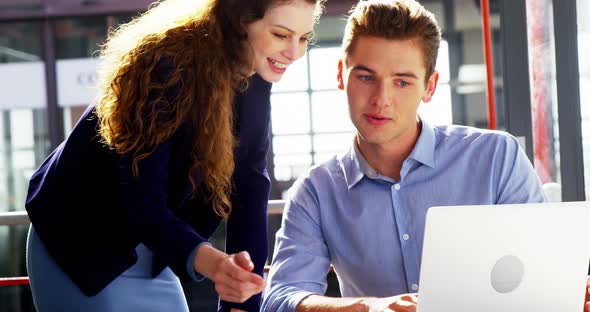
xmin=194 ymin=245 xmax=266 ymax=303
xmin=212 ymin=251 xmax=266 ymax=303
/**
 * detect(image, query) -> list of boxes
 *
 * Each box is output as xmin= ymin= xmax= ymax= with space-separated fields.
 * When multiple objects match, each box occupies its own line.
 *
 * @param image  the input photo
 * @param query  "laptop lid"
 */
xmin=417 ymin=202 xmax=590 ymax=312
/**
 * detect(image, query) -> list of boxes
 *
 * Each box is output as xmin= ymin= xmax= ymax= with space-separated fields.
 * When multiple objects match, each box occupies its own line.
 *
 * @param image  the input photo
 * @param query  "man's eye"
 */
xmin=398 ymin=80 xmax=410 ymax=87
xmin=358 ymin=75 xmax=374 ymax=82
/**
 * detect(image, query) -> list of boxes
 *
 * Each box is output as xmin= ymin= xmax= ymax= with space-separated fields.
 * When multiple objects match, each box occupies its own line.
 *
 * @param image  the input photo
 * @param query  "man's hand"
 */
xmin=384 ymin=294 xmax=418 ymax=312
xmin=584 ymin=276 xmax=589 ymax=312
xmin=194 ymin=246 xmax=265 ymax=304
xmin=297 ymin=293 xmax=418 ymax=312
xmin=361 ymin=293 xmax=418 ymax=312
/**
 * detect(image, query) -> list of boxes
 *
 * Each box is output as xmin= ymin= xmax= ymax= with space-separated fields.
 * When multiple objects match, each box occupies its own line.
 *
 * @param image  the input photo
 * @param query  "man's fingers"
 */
xmin=388 ymin=295 xmax=418 ymax=312
xmin=388 ymin=303 xmax=416 ymax=312
xmin=400 ymin=294 xmax=418 ymax=304
xmin=395 ymin=300 xmax=416 ymax=307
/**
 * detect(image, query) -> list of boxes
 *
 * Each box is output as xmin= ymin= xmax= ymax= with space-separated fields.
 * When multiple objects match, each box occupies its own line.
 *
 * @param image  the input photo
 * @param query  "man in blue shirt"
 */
xmin=262 ymin=1 xmax=590 ymax=311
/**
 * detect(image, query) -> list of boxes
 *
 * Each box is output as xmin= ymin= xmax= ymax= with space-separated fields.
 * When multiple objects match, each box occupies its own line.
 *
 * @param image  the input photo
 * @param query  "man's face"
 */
xmin=337 ymin=36 xmax=439 ymax=149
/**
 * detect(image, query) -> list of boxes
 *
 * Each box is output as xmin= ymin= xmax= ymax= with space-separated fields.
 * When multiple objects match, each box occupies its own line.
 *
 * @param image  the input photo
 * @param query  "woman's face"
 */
xmin=246 ymin=0 xmax=316 ymax=83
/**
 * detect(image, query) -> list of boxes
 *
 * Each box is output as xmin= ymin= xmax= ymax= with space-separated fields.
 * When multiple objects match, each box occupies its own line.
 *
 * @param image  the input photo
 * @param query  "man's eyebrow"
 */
xmin=352 ymin=65 xmax=419 ymax=80
xmin=351 ymin=65 xmax=376 ymax=73
xmin=271 ymin=24 xmax=313 ymax=36
xmin=393 ymin=72 xmax=419 ymax=79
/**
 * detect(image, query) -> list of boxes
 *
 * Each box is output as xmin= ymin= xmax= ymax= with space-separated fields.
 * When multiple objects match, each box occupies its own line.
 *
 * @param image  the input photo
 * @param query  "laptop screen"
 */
xmin=417 ymin=202 xmax=590 ymax=312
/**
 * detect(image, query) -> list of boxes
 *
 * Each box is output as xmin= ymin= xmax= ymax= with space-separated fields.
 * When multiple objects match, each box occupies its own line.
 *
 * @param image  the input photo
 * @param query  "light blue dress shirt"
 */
xmin=262 ymin=121 xmax=546 ymax=312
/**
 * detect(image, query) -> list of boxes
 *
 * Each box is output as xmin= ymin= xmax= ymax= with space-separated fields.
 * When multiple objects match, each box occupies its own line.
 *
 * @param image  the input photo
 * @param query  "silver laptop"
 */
xmin=417 ymin=202 xmax=590 ymax=312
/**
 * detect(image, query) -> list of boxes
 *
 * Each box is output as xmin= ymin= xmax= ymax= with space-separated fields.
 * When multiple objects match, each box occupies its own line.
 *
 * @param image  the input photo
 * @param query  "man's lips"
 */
xmin=364 ymin=113 xmax=392 ymax=125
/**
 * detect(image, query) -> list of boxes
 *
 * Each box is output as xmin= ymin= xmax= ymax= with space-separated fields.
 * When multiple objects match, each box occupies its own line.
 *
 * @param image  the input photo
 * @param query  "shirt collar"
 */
xmin=340 ymin=118 xmax=436 ymax=189
xmin=408 ymin=118 xmax=436 ymax=169
xmin=340 ymin=143 xmax=367 ymax=189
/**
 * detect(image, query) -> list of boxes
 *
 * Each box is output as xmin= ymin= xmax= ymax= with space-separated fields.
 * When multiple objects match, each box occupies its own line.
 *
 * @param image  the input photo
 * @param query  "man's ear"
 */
xmin=337 ymin=59 xmax=345 ymax=90
xmin=422 ymin=71 xmax=439 ymax=103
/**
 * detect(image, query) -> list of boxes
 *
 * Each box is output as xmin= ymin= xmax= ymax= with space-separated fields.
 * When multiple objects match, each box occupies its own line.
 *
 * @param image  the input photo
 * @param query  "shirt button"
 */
xmin=402 ymin=234 xmax=410 ymax=241
xmin=393 ymin=184 xmax=401 ymax=190
xmin=411 ymin=284 xmax=419 ymax=291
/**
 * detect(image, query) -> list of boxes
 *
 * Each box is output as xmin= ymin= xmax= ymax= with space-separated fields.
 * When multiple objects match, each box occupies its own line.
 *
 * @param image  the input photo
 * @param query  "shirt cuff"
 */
xmin=186 ymin=241 xmax=212 ymax=281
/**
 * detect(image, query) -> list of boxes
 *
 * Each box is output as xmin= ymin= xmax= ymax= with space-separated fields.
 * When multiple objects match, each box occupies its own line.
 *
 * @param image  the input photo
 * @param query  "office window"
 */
xmin=271 ymin=46 xmax=352 ymax=184
xmin=0 ymin=20 xmax=45 ymax=312
xmin=418 ymin=40 xmax=452 ymax=126
xmin=0 ymin=20 xmax=46 ymax=210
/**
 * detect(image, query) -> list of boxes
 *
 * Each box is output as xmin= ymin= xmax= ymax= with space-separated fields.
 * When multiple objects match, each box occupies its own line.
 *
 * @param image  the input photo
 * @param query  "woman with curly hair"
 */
xmin=24 ymin=0 xmax=324 ymax=310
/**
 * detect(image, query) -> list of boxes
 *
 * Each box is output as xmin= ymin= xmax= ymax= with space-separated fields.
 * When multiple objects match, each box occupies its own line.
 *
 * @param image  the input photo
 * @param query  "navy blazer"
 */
xmin=25 ymin=73 xmax=271 ymax=311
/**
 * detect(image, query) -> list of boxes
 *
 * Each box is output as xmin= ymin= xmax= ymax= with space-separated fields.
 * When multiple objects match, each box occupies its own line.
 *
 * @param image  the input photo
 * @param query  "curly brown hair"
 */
xmin=95 ymin=0 xmax=324 ymax=219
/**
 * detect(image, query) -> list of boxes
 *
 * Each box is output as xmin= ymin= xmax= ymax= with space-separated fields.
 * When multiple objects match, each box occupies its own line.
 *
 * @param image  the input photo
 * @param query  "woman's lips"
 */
xmin=268 ymin=58 xmax=287 ymax=74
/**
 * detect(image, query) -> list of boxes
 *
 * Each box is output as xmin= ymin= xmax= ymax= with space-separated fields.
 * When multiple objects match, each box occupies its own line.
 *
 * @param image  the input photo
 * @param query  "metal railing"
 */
xmin=0 ymin=211 xmax=30 ymax=226
xmin=0 ymin=200 xmax=287 ymax=287
xmin=267 ymin=200 xmax=286 ymax=215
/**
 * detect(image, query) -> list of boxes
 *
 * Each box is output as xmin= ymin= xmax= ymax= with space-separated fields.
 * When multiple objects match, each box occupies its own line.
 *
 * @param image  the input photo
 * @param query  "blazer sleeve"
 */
xmin=219 ymin=74 xmax=272 ymax=311
xmin=118 ymin=139 xmax=208 ymax=281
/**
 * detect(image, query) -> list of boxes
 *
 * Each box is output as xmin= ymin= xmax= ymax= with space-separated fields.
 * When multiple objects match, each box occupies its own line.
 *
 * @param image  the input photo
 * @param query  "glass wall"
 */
xmin=54 ymin=16 xmax=107 ymax=132
xmin=0 ymin=20 xmax=45 ymax=312
xmin=55 ymin=14 xmax=137 ymax=132
xmin=578 ymin=0 xmax=590 ymax=199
